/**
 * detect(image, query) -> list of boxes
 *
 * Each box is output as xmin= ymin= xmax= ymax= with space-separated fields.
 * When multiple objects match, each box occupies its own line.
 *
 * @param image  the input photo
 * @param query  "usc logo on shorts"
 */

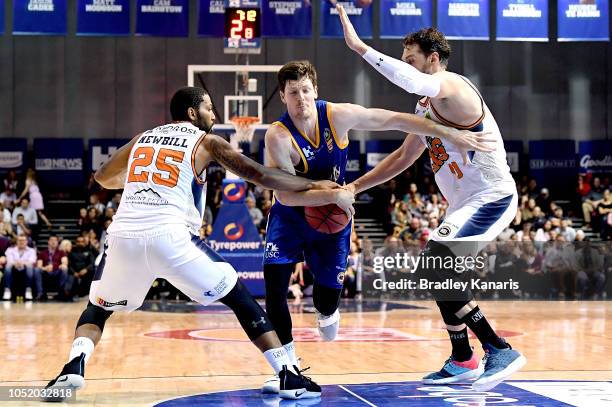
xmin=224 ymin=222 xmax=244 ymax=241
xmin=426 ymin=136 xmax=449 ymax=174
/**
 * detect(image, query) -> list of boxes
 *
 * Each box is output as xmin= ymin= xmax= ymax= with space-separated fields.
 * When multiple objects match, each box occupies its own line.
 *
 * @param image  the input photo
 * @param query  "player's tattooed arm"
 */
xmin=94 ymin=133 xmax=142 ymax=189
xmin=203 ymin=134 xmax=333 ymax=192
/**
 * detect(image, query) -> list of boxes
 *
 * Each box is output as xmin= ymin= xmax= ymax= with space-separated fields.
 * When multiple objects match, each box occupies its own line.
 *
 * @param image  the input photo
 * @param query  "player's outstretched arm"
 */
xmin=331 ymin=103 xmax=496 ymax=164
xmin=336 ymin=4 xmax=445 ymax=98
xmin=202 ymin=134 xmax=336 ymax=193
xmin=263 ymin=127 xmax=355 ymax=217
xmin=348 ymin=135 xmax=426 ymax=195
xmin=94 ymin=133 xmax=142 ymax=189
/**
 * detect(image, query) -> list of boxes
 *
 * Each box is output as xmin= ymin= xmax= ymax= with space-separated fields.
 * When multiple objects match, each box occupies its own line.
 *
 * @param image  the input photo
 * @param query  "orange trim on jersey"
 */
xmin=326 ymin=102 xmax=348 ymax=150
xmin=272 ymin=121 xmax=309 ymax=174
xmin=418 ymin=97 xmax=429 ymax=107
xmin=295 ymin=118 xmax=320 ymax=149
xmin=429 ymin=102 xmax=485 ymax=130
xmin=191 ymin=132 xmax=207 ymax=185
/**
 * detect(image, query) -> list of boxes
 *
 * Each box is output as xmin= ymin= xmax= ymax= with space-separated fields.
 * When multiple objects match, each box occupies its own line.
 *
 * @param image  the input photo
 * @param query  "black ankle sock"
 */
xmin=448 ymin=328 xmax=472 ymax=362
xmin=462 ymin=306 xmax=508 ymax=349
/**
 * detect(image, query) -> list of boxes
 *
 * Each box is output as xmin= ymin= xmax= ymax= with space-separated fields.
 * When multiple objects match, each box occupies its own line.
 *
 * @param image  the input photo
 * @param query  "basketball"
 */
xmin=304 ymin=204 xmax=351 ymax=234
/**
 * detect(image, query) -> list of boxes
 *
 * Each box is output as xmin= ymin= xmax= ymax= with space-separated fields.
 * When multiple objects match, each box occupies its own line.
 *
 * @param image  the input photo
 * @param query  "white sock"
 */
xmin=69 ymin=337 xmax=95 ymax=364
xmin=263 ymin=347 xmax=292 ymax=375
xmin=283 ymin=341 xmax=299 ymax=367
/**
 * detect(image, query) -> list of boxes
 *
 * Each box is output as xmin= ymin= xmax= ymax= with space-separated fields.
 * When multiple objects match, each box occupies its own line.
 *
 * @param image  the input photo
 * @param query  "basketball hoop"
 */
xmin=229 ymin=116 xmax=260 ymax=152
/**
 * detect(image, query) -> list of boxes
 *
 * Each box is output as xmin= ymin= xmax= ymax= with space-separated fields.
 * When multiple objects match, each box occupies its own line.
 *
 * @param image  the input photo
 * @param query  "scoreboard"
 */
xmin=224 ymin=0 xmax=261 ymax=53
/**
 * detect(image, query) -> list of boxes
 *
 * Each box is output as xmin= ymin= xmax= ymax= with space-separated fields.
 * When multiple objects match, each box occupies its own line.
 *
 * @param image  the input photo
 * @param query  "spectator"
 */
xmin=521 ymin=197 xmax=537 ymax=223
xmin=11 ymin=198 xmax=38 ymax=230
xmin=576 ymin=174 xmax=591 ymax=199
xmin=531 ymin=206 xmax=546 ymax=230
xmin=576 ymin=242 xmax=605 ymax=299
xmin=81 ymin=207 xmax=102 ymax=237
xmin=525 ymin=178 xmax=539 ymax=199
xmin=401 ymin=217 xmax=422 ymax=241
xmin=106 ymin=193 xmax=122 ymax=211
xmin=3 ymin=235 xmax=39 ymax=301
xmin=14 ymin=214 xmax=32 ymax=238
xmin=556 ymin=219 xmax=576 ymax=242
xmin=0 ymin=185 xmax=17 ymax=210
xmin=69 ymin=236 xmax=96 ymax=297
xmin=391 ymin=201 xmax=409 ymax=228
xmin=535 ymin=220 xmax=553 ymax=241
xmin=35 ymin=235 xmax=70 ymax=301
xmin=3 ymin=170 xmax=19 ymax=191
xmin=0 ymin=202 xmax=11 ymax=224
xmin=536 ymin=188 xmax=552 ymax=214
xmin=103 ymin=207 xmax=115 ymax=223
xmin=597 ymin=189 xmax=612 ymax=240
xmin=246 ymin=197 xmax=263 ymax=228
xmin=17 ymin=169 xmax=52 ymax=229
xmin=544 ymin=236 xmax=576 ymax=299
xmin=582 ymin=177 xmax=605 ymax=227
xmin=76 ymin=208 xmax=88 ymax=230
xmin=0 ymin=211 xmax=14 ymax=239
xmin=88 ymin=193 xmax=106 ymax=215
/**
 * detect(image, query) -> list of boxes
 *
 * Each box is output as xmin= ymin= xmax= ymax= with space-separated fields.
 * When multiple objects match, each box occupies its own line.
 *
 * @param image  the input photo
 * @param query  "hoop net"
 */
xmin=229 ymin=116 xmax=260 ymax=151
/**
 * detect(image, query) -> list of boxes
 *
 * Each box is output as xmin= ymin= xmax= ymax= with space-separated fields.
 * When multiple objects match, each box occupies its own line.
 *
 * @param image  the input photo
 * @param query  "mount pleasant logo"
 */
xmin=134 ymin=188 xmax=161 ymax=197
xmin=223 ymin=182 xmax=245 ymax=202
xmin=223 ymin=222 xmax=244 ymax=241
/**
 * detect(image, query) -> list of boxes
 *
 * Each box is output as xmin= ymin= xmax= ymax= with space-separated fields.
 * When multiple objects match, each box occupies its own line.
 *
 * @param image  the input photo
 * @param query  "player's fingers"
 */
xmin=349 ymin=205 xmax=356 ymax=217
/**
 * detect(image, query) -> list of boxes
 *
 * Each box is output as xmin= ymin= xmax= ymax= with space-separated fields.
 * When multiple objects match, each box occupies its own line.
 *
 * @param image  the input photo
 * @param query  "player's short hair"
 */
xmin=403 ymin=28 xmax=451 ymax=66
xmin=278 ymin=60 xmax=318 ymax=92
xmin=170 ymin=87 xmax=208 ymax=121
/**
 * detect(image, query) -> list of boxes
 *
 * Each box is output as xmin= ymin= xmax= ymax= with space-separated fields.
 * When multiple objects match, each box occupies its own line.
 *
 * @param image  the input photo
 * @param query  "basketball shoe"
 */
xmin=422 ymin=349 xmax=484 ymax=384
xmin=316 ymin=309 xmax=340 ymax=341
xmin=278 ymin=365 xmax=321 ymax=400
xmin=472 ymin=341 xmax=526 ymax=391
xmin=44 ymin=353 xmax=85 ymax=401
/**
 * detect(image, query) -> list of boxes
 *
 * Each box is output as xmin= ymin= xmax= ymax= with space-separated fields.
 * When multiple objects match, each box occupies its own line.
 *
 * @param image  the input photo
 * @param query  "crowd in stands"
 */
xmin=1 ymin=164 xmax=610 ymax=303
xmin=0 ymin=170 xmax=100 ymax=302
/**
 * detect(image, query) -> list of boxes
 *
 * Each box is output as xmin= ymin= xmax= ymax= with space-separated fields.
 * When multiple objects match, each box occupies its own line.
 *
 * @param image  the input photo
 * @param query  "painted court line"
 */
xmin=338 ymin=385 xmax=378 ymax=407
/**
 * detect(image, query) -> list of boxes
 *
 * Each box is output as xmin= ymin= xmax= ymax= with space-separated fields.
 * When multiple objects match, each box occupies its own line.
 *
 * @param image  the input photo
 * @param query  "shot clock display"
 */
xmin=224 ymin=1 xmax=261 ymax=53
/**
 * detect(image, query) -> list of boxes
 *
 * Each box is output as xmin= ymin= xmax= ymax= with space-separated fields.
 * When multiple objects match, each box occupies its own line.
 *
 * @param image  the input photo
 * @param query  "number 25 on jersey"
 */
xmin=127 ymin=147 xmax=184 ymax=188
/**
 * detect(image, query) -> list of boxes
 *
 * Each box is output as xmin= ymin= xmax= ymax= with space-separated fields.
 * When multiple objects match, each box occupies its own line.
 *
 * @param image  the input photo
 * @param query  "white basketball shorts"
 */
xmin=89 ymin=227 xmax=238 ymax=312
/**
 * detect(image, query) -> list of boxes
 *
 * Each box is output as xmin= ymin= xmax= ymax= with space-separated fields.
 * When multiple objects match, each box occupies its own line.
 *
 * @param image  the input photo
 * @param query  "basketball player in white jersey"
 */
xmin=44 ymin=87 xmax=340 ymax=401
xmin=337 ymin=4 xmax=526 ymax=391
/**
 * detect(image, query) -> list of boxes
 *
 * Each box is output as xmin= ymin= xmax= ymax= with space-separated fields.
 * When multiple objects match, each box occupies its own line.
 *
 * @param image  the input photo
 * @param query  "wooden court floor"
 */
xmin=0 ymin=299 xmax=610 ymax=406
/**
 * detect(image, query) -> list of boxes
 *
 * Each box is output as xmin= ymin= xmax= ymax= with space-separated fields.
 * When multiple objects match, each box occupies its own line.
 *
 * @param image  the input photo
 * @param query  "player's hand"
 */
xmin=334 ymin=189 xmax=356 ymax=218
xmin=343 ymin=183 xmax=356 ymax=195
xmin=336 ymin=4 xmax=368 ymax=56
xmin=310 ymin=180 xmax=341 ymax=190
xmin=444 ymin=128 xmax=497 ymax=165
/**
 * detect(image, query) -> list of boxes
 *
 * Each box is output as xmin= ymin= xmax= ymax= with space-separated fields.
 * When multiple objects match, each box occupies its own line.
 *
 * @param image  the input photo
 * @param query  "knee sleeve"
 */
xmin=77 ymin=301 xmax=113 ymax=332
xmin=418 ymin=240 xmax=475 ymax=304
xmin=263 ymin=263 xmax=294 ymax=344
xmin=219 ymin=279 xmax=275 ymax=341
xmin=313 ymin=282 xmax=342 ymax=316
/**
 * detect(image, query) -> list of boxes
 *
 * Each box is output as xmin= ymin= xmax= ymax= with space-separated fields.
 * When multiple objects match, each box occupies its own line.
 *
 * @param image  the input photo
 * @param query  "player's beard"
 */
xmin=195 ymin=112 xmax=214 ymax=133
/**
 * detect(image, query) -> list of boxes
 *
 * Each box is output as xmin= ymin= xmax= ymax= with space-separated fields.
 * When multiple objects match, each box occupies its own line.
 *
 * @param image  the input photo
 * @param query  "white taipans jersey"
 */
xmin=414 ymin=77 xmax=515 ymax=211
xmin=415 ymin=76 xmax=518 ymax=241
xmin=108 ymin=122 xmax=207 ymax=237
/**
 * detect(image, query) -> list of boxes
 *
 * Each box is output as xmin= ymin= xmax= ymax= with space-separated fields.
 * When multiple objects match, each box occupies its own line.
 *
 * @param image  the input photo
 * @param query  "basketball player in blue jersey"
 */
xmin=338 ymin=4 xmax=526 ymax=391
xmin=261 ymin=60 xmax=497 ymax=394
